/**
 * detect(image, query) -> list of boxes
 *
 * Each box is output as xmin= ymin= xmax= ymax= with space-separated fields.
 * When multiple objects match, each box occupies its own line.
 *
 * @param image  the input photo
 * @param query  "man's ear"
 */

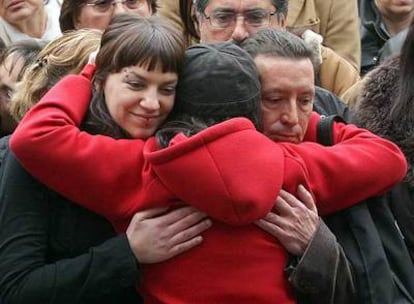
xmin=278 ymin=13 xmax=286 ymax=30
xmin=194 ymin=11 xmax=202 ymax=25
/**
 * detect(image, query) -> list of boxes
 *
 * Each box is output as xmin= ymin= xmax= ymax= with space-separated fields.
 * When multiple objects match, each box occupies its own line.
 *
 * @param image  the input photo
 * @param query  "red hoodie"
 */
xmin=10 ymin=65 xmax=407 ymax=303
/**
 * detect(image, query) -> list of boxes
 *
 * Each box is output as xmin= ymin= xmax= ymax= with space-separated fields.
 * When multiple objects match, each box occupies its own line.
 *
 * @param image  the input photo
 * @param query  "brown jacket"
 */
xmin=157 ymin=0 xmax=183 ymax=34
xmin=319 ymin=46 xmax=360 ymax=97
xmin=287 ymin=0 xmax=361 ymax=71
xmin=289 ymin=220 xmax=357 ymax=304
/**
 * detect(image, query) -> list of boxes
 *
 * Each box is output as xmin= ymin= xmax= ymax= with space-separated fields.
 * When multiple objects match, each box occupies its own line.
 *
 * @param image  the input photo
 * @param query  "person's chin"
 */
xmin=269 ymin=134 xmax=299 ymax=144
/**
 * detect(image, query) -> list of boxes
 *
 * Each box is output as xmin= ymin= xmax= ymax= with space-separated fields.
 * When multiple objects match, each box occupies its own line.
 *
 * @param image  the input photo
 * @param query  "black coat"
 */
xmin=353 ymin=55 xmax=414 ymax=262
xmin=359 ymin=0 xmax=391 ymax=75
xmin=0 ymin=138 xmax=142 ymax=304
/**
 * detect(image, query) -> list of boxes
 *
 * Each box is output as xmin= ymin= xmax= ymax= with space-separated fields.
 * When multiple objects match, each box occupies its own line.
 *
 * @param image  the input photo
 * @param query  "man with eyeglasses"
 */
xmin=196 ymin=0 xmax=284 ymax=44
xmin=158 ymin=0 xmax=359 ymax=97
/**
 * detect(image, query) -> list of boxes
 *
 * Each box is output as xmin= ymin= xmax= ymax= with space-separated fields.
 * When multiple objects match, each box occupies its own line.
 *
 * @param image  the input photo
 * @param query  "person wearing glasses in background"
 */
xmin=0 ymin=0 xmax=61 ymax=46
xmin=59 ymin=0 xmax=157 ymax=32
xmin=159 ymin=0 xmax=359 ymax=98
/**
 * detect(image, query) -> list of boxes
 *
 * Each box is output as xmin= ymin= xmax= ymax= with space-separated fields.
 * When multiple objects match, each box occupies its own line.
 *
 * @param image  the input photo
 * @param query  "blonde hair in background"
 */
xmin=10 ymin=29 xmax=102 ymax=122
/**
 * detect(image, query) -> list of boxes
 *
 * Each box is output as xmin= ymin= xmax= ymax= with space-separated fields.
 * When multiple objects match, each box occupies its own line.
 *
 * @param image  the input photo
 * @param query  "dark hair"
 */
xmin=179 ymin=0 xmax=200 ymax=42
xmin=59 ymin=0 xmax=159 ymax=32
xmin=390 ymin=20 xmax=414 ymax=122
xmin=0 ymin=40 xmax=43 ymax=81
xmin=81 ymin=14 xmax=185 ymax=138
xmin=156 ymin=42 xmax=261 ymax=148
xmin=240 ymin=28 xmax=317 ymax=71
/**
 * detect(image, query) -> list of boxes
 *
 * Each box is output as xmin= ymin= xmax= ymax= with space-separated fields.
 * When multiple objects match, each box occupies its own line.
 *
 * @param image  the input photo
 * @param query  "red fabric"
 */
xmin=10 ymin=66 xmax=407 ymax=303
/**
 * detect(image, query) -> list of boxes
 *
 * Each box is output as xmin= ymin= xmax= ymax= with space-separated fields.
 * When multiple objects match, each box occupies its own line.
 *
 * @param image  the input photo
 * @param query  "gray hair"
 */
xmin=240 ymin=28 xmax=318 ymax=71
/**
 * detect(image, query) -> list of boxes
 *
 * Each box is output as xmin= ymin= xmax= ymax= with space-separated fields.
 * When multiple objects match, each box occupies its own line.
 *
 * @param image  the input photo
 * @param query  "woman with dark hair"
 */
xmin=59 ymin=0 xmax=157 ymax=32
xmin=353 ymin=18 xmax=414 ymax=261
xmin=0 ymin=14 xmax=211 ymax=304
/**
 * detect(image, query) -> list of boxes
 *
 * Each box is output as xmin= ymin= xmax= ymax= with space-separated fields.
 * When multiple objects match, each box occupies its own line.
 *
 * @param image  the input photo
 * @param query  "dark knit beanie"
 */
xmin=174 ymin=42 xmax=262 ymax=129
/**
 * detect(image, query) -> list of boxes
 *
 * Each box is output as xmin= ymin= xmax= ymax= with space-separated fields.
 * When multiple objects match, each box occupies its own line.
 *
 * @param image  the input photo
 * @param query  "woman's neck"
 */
xmin=12 ymin=8 xmax=47 ymax=39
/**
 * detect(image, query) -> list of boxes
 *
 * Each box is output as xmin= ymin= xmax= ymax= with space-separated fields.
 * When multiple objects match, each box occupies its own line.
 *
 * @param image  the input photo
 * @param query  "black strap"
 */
xmin=317 ymin=115 xmax=346 ymax=146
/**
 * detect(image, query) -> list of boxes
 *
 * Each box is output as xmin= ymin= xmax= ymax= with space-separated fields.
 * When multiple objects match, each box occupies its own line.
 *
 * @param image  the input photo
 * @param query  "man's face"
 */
xmin=255 ymin=55 xmax=315 ymax=144
xmin=198 ymin=0 xmax=284 ymax=43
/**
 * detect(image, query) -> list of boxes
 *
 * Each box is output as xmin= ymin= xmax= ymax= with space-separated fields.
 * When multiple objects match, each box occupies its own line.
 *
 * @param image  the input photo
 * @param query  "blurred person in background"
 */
xmin=359 ymin=0 xmax=414 ymax=75
xmin=59 ymin=0 xmax=157 ymax=32
xmin=0 ymin=0 xmax=61 ymax=45
xmin=0 ymin=40 xmax=41 ymax=137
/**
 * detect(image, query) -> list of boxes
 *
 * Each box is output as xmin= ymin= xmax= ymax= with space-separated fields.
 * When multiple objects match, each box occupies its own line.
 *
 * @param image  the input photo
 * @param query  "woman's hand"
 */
xmin=126 ymin=206 xmax=212 ymax=263
xmin=255 ymin=185 xmax=320 ymax=256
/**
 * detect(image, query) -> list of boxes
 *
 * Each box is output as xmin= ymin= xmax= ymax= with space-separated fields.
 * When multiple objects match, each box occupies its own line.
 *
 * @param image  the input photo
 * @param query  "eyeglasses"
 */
xmin=84 ymin=0 xmax=145 ymax=12
xmin=203 ymin=9 xmax=277 ymax=29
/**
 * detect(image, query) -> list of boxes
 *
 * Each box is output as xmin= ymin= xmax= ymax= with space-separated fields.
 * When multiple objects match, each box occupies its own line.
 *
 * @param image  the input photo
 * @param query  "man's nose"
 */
xmin=113 ymin=2 xmax=128 ymax=14
xmin=280 ymin=101 xmax=299 ymax=126
xmin=230 ymin=17 xmax=249 ymax=43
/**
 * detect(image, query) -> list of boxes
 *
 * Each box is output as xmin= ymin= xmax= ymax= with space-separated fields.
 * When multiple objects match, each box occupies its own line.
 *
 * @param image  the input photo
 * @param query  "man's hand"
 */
xmin=255 ymin=185 xmax=320 ymax=256
xmin=126 ymin=206 xmax=212 ymax=263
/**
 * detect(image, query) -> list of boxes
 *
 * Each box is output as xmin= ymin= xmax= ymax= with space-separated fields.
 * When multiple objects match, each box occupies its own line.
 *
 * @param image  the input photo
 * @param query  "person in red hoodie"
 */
xmin=0 ymin=14 xmax=211 ymax=304
xmin=10 ymin=20 xmax=407 ymax=304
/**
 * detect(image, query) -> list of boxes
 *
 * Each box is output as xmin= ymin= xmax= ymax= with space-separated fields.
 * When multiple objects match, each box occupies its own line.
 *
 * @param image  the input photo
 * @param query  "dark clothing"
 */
xmin=380 ymin=28 xmax=408 ymax=62
xmin=389 ymin=184 xmax=414 ymax=261
xmin=0 ymin=145 xmax=141 ymax=304
xmin=353 ymin=55 xmax=414 ymax=262
xmin=359 ymin=0 xmax=391 ymax=75
xmin=289 ymin=221 xmax=356 ymax=304
xmin=313 ymin=86 xmax=350 ymax=121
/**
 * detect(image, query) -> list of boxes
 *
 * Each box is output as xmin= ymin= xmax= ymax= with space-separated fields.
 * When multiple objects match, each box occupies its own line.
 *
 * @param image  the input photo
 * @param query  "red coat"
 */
xmin=10 ymin=65 xmax=407 ymax=303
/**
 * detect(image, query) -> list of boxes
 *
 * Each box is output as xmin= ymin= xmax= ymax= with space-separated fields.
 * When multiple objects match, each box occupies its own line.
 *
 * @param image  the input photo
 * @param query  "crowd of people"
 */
xmin=0 ymin=0 xmax=413 ymax=304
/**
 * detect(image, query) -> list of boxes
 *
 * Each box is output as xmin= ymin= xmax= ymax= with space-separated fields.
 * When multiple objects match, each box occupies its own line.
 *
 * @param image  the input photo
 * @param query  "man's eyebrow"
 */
xmin=211 ymin=7 xmax=235 ymax=13
xmin=245 ymin=8 xmax=268 ymax=13
xmin=211 ymin=8 xmax=267 ymax=14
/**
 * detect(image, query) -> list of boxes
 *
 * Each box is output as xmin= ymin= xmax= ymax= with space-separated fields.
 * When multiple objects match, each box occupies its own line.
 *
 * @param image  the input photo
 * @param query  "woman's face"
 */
xmin=75 ymin=0 xmax=152 ymax=31
xmin=103 ymin=64 xmax=178 ymax=139
xmin=0 ymin=0 xmax=44 ymax=25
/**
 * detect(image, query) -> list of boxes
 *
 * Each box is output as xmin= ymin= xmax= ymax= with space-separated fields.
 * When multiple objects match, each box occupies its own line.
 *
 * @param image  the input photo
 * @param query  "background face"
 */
xmin=0 ymin=0 xmax=44 ymax=24
xmin=0 ymin=54 xmax=22 ymax=135
xmin=198 ymin=0 xmax=282 ymax=43
xmin=75 ymin=0 xmax=152 ymax=31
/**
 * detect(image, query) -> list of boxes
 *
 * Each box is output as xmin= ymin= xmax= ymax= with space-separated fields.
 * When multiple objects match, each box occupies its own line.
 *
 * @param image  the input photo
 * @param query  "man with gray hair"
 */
xmin=239 ymin=28 xmax=356 ymax=304
xmin=241 ymin=28 xmax=414 ymax=304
